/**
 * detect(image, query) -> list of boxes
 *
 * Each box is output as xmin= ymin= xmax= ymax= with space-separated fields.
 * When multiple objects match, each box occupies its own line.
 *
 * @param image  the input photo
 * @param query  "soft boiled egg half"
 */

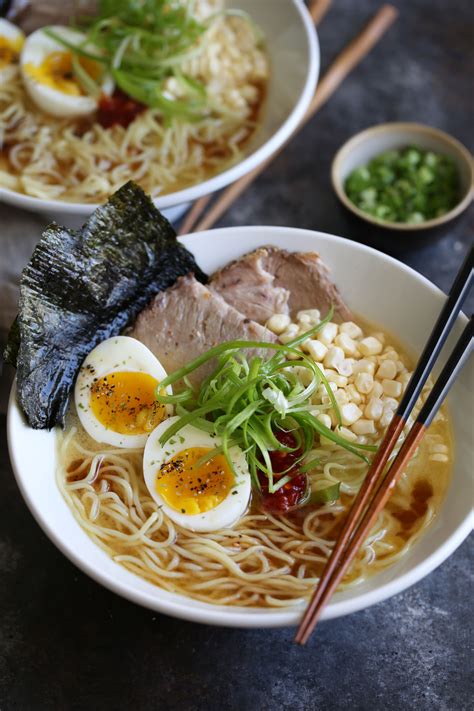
xmin=75 ymin=336 xmax=172 ymax=449
xmin=143 ymin=417 xmax=252 ymax=532
xmin=0 ymin=19 xmax=25 ymax=82
xmin=21 ymin=26 xmax=113 ymax=118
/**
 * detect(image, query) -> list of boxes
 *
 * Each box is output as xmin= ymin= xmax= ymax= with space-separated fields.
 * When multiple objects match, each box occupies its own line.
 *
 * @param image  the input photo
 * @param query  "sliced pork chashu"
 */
xmin=210 ymin=247 xmax=352 ymax=323
xmin=209 ymin=248 xmax=290 ymax=324
xmin=128 ymin=274 xmax=276 ymax=387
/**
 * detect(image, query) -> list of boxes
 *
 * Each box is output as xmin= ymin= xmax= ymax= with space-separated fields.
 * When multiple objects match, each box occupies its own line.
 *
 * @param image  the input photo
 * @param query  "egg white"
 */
xmin=74 ymin=336 xmax=172 ymax=449
xmin=0 ymin=19 xmax=25 ymax=82
xmin=143 ymin=417 xmax=252 ymax=533
xmin=20 ymin=26 xmax=113 ymax=118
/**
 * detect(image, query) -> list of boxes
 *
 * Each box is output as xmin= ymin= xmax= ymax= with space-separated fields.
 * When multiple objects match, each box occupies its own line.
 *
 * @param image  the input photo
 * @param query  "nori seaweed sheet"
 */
xmin=5 ymin=182 xmax=207 ymax=429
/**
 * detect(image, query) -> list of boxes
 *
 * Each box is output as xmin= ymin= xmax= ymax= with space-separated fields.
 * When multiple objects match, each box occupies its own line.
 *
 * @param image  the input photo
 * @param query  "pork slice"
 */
xmin=210 ymin=247 xmax=352 ymax=323
xmin=8 ymin=1 xmax=98 ymax=33
xmin=128 ymin=274 xmax=277 ymax=387
xmin=209 ymin=248 xmax=290 ymax=323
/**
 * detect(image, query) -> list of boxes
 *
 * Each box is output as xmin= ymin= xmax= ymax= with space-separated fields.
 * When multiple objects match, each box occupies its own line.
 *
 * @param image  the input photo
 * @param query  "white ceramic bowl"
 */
xmin=0 ymin=0 xmax=319 ymax=225
xmin=332 ymin=122 xmax=474 ymax=232
xmin=7 ymin=227 xmax=473 ymax=627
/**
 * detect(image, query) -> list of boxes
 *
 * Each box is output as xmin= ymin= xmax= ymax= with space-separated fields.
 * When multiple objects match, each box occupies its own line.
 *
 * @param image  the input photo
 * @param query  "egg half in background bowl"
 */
xmin=0 ymin=0 xmax=319 ymax=226
xmin=0 ymin=17 xmax=24 ymax=81
xmin=20 ymin=25 xmax=114 ymax=118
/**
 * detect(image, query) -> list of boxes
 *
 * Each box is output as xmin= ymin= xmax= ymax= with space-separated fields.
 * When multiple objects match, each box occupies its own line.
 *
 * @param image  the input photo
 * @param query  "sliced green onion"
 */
xmin=45 ymin=0 xmax=250 ymax=118
xmin=307 ymin=482 xmax=341 ymax=505
xmin=155 ymin=307 xmax=376 ymax=501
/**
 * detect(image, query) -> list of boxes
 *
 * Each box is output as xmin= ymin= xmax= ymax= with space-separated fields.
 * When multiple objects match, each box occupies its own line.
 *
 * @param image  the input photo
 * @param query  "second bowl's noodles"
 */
xmin=0 ymin=5 xmax=268 ymax=202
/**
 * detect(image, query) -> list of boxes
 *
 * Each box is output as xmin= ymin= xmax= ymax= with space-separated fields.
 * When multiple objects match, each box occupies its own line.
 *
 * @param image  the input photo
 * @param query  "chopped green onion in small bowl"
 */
xmin=331 ymin=123 xmax=473 ymax=242
xmin=345 ymin=147 xmax=460 ymax=224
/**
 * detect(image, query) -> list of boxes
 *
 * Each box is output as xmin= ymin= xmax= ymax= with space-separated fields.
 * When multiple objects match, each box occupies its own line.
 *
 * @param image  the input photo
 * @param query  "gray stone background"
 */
xmin=0 ymin=0 xmax=473 ymax=709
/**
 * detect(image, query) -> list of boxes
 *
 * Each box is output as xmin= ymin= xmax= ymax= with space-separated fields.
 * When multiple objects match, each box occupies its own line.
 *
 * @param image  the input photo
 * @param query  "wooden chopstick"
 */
xmin=178 ymin=194 xmax=212 ymax=236
xmin=308 ymin=0 xmax=333 ymax=25
xmin=177 ymin=0 xmax=333 ymax=237
xmin=296 ymin=315 xmax=473 ymax=645
xmin=191 ymin=5 xmax=397 ymax=233
xmin=295 ymin=246 xmax=474 ymax=644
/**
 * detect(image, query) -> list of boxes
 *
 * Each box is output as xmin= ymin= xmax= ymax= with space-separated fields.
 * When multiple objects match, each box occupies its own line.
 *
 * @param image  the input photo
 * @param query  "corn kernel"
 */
xmin=340 ymin=403 xmax=363 ymax=426
xmin=297 ymin=309 xmax=320 ymax=323
xmin=379 ymin=410 xmax=393 ymax=428
xmin=383 ymin=396 xmax=399 ymax=411
xmin=380 ymin=349 xmax=399 ymax=361
xmin=338 ymin=360 xmax=354 ymax=377
xmin=364 ymin=397 xmax=383 ymax=420
xmin=279 ymin=324 xmax=299 ymax=344
xmin=318 ymin=382 xmax=337 ymax=400
xmin=304 ymin=339 xmax=328 ymax=362
xmin=335 ymin=333 xmax=358 ymax=356
xmin=340 ymin=321 xmax=363 ymax=339
xmin=298 ymin=314 xmax=312 ymax=326
xmin=286 ymin=348 xmax=302 ymax=361
xmin=336 ymin=426 xmax=358 ymax=442
xmin=382 ymin=379 xmax=402 ymax=398
xmin=430 ymin=453 xmax=449 ymax=463
xmin=334 ymin=389 xmax=349 ymax=404
xmin=267 ymin=313 xmax=291 ymax=334
xmin=325 ymin=370 xmax=348 ymax=387
xmin=352 ymin=359 xmax=376 ymax=376
xmin=396 ymin=360 xmax=406 ymax=373
xmin=318 ymin=322 xmax=338 ymax=345
xmin=371 ymin=381 xmax=384 ymax=398
xmin=351 ymin=419 xmax=376 ymax=435
xmin=355 ymin=372 xmax=374 ymax=395
xmin=359 ymin=336 xmax=383 ymax=356
xmin=316 ymin=413 xmax=332 ymax=429
xmin=397 ymin=372 xmax=412 ymax=386
xmin=376 ymin=360 xmax=397 ymax=380
xmin=324 ymin=346 xmax=345 ymax=370
xmin=346 ymin=384 xmax=362 ymax=403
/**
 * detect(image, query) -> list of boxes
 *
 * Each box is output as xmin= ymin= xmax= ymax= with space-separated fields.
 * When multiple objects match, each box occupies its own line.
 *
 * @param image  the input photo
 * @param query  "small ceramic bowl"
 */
xmin=331 ymin=123 xmax=474 ymax=250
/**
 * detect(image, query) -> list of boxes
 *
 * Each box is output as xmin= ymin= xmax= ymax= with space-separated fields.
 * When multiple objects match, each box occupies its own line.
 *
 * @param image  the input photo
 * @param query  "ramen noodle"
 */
xmin=0 ymin=2 xmax=268 ymax=202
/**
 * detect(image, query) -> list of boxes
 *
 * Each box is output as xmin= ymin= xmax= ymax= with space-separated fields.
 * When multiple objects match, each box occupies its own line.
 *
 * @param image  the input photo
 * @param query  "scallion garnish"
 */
xmin=155 ymin=309 xmax=377 ymax=496
xmin=45 ymin=0 xmax=260 ymax=119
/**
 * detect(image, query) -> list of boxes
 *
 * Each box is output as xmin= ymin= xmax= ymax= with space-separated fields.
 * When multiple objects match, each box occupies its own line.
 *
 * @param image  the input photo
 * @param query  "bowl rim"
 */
xmin=0 ymin=0 xmax=319 ymax=216
xmin=331 ymin=122 xmax=474 ymax=232
xmin=6 ymin=225 xmax=474 ymax=628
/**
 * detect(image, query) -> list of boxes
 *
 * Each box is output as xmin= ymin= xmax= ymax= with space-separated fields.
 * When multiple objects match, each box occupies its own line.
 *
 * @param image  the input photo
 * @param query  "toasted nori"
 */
xmin=5 ymin=182 xmax=207 ymax=429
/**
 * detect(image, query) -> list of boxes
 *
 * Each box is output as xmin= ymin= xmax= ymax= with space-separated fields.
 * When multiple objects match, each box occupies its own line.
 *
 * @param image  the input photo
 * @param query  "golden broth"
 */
xmin=57 ymin=320 xmax=452 ymax=608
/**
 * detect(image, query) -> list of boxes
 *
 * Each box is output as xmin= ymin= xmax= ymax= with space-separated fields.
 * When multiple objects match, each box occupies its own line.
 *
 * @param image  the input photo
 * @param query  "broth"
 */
xmin=56 ymin=320 xmax=452 ymax=608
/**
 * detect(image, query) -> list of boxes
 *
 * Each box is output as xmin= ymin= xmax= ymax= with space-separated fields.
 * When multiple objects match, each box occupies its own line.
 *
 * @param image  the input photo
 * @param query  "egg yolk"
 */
xmin=89 ymin=371 xmax=166 ymax=435
xmin=25 ymin=52 xmax=101 ymax=95
xmin=156 ymin=447 xmax=235 ymax=515
xmin=0 ymin=35 xmax=24 ymax=68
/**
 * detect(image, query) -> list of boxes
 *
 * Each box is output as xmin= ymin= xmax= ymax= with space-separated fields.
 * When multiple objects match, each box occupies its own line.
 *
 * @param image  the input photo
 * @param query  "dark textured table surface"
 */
xmin=1 ymin=1 xmax=473 ymax=709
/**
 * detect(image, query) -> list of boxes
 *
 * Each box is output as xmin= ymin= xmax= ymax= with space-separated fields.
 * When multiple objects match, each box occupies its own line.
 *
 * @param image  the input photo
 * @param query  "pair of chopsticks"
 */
xmin=295 ymin=246 xmax=474 ymax=645
xmin=178 ymin=2 xmax=399 ymax=236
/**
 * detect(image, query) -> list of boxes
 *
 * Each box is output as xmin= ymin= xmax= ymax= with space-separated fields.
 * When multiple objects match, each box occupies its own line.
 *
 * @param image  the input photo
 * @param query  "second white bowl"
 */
xmin=0 ymin=0 xmax=319 ymax=225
